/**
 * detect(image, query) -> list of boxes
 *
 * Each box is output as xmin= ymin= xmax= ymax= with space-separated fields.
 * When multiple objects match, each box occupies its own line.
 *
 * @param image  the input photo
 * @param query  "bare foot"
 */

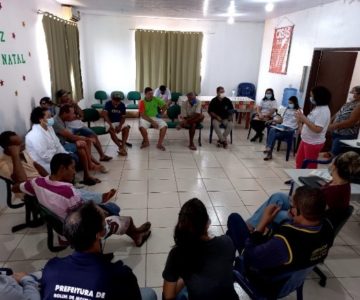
xmin=156 ymin=144 xmax=166 ymax=151
xmin=140 ymin=141 xmax=150 ymax=149
xmin=189 ymin=144 xmax=197 ymax=151
xmin=102 ymin=188 xmax=117 ymax=203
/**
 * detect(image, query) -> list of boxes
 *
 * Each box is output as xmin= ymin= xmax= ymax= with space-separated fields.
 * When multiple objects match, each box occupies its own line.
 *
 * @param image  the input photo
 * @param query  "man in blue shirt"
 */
xmin=103 ymin=91 xmax=130 ymax=156
xmin=41 ymin=201 xmax=157 ymax=300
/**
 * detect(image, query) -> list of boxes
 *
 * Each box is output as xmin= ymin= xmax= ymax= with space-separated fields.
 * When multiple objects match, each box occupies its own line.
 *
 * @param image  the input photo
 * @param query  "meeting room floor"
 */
xmin=1 ymin=117 xmax=360 ymax=299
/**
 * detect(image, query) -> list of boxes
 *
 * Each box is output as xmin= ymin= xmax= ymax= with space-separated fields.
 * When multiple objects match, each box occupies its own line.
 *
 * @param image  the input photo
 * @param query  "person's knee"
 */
xmin=227 ymin=212 xmax=241 ymax=226
xmin=122 ymin=126 xmax=130 ymax=134
xmin=76 ymin=140 xmax=86 ymax=148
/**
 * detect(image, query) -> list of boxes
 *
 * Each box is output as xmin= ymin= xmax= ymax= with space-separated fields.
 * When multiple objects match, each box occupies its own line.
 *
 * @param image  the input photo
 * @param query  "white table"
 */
xmin=178 ymin=96 xmax=254 ymax=103
xmin=340 ymin=139 xmax=360 ymax=149
xmin=284 ymin=168 xmax=360 ymax=196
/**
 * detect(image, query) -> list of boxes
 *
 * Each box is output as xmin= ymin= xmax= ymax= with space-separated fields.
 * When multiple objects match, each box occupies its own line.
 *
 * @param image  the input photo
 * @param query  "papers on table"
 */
xmin=309 ymin=170 xmax=332 ymax=182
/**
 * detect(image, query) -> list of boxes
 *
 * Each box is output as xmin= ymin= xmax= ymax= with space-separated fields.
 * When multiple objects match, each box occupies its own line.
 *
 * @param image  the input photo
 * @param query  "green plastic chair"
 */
xmin=82 ymin=108 xmax=107 ymax=135
xmin=127 ymin=91 xmax=141 ymax=109
xmin=171 ymin=92 xmax=183 ymax=104
xmin=111 ymin=91 xmax=125 ymax=100
xmin=91 ymin=90 xmax=108 ymax=109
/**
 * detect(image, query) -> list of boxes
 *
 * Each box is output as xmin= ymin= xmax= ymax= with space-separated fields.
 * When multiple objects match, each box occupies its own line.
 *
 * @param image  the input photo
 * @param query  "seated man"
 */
xmin=26 ymin=107 xmax=99 ymax=186
xmin=56 ymin=89 xmax=112 ymax=162
xmin=41 ymin=202 xmax=157 ymax=300
xmin=14 ymin=153 xmax=151 ymax=247
xmin=53 ymin=104 xmax=107 ymax=185
xmin=0 ymin=131 xmax=48 ymax=183
xmin=227 ymin=186 xmax=334 ymax=297
xmin=39 ymin=97 xmax=56 ymax=117
xmin=208 ymin=86 xmax=234 ymax=148
xmin=102 ymin=91 xmax=130 ymax=156
xmin=154 ymin=84 xmax=172 ymax=104
xmin=177 ymin=92 xmax=204 ymax=150
xmin=139 ymin=87 xmax=168 ymax=151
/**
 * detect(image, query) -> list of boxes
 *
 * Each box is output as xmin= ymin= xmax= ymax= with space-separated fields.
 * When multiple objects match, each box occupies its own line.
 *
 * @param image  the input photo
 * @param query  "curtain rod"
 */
xmin=37 ymin=9 xmax=77 ymax=25
xmin=129 ymin=28 xmax=215 ymax=35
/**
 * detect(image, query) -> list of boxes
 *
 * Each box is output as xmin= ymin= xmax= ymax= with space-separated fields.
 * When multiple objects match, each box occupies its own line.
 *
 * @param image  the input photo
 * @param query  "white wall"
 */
xmin=349 ymin=54 xmax=360 ymax=92
xmin=257 ymin=0 xmax=360 ymax=105
xmin=78 ymin=14 xmax=264 ymax=106
xmin=0 ymin=0 xmax=62 ymax=210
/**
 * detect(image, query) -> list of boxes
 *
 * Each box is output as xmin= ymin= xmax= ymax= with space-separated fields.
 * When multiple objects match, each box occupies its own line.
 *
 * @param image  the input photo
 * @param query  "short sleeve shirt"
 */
xmin=301 ymin=105 xmax=331 ymax=144
xmin=181 ymin=99 xmax=202 ymax=118
xmin=138 ymin=97 xmax=165 ymax=117
xmin=104 ymin=101 xmax=126 ymax=123
xmin=53 ymin=115 xmax=70 ymax=145
xmin=0 ymin=151 xmax=39 ymax=180
xmin=260 ymin=99 xmax=277 ymax=115
xmin=208 ymin=97 xmax=234 ymax=120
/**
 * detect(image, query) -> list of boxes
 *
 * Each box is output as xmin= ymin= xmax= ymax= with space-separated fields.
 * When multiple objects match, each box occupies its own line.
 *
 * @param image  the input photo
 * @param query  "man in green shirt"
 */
xmin=138 ymin=87 xmax=168 ymax=151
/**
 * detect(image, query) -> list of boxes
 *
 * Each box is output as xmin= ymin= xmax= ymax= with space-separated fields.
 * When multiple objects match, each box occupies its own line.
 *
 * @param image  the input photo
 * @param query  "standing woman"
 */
xmin=295 ymin=86 xmax=331 ymax=168
xmin=162 ymin=198 xmax=238 ymax=300
xmin=327 ymin=85 xmax=360 ymax=157
xmin=250 ymin=88 xmax=277 ymax=142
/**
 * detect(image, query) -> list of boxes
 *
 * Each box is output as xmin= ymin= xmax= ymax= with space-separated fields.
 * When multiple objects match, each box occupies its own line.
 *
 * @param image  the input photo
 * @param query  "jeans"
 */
xmin=140 ymin=287 xmax=157 ymax=300
xmin=176 ymin=288 xmax=189 ymax=300
xmin=331 ymin=132 xmax=358 ymax=156
xmin=266 ymin=127 xmax=295 ymax=152
xmin=226 ymin=213 xmax=251 ymax=254
xmin=246 ymin=192 xmax=291 ymax=228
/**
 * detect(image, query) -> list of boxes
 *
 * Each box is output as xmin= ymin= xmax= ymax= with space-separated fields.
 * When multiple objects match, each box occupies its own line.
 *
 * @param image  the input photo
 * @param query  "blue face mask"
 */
xmin=288 ymin=104 xmax=295 ymax=109
xmin=265 ymin=93 xmax=272 ymax=100
xmin=310 ymin=97 xmax=316 ymax=105
xmin=47 ymin=117 xmax=55 ymax=126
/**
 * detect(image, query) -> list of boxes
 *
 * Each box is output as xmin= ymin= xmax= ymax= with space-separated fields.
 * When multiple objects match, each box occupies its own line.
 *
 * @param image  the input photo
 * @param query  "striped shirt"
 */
xmin=20 ymin=176 xmax=102 ymax=220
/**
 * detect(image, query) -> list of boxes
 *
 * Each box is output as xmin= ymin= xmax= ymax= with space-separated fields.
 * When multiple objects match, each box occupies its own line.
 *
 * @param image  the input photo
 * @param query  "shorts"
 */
xmin=139 ymin=117 xmax=167 ymax=129
xmin=63 ymin=142 xmax=77 ymax=153
xmin=63 ymin=143 xmax=81 ymax=170
xmin=72 ymin=127 xmax=95 ymax=137
xmin=105 ymin=122 xmax=120 ymax=132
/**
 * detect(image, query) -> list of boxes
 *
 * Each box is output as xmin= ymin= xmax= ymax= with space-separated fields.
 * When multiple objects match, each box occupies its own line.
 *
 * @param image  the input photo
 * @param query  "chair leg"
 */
xmin=313 ymin=266 xmax=327 ymax=287
xmin=247 ymin=126 xmax=252 ymax=139
xmin=198 ymin=129 xmax=202 ymax=147
xmin=286 ymin=140 xmax=292 ymax=162
xmin=277 ymin=140 xmax=281 ymax=152
xmin=47 ymin=223 xmax=67 ymax=252
xmin=209 ymin=123 xmax=213 ymax=143
xmin=296 ymin=284 xmax=304 ymax=300
xmin=230 ymin=130 xmax=233 ymax=144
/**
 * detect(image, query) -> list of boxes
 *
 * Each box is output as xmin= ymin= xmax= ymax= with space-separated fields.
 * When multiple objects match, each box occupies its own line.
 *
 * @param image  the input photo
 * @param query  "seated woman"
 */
xmin=263 ymin=96 xmax=301 ymax=161
xmin=249 ymin=88 xmax=277 ymax=142
xmin=248 ymin=151 xmax=360 ymax=230
xmin=162 ymin=198 xmax=238 ymax=300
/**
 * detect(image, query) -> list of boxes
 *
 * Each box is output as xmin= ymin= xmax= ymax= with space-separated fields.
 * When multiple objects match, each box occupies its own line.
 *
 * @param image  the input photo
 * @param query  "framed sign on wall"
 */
xmin=269 ymin=25 xmax=294 ymax=75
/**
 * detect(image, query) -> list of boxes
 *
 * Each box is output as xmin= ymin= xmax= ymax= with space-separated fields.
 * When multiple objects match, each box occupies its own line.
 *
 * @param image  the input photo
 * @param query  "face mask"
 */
xmin=288 ymin=104 xmax=295 ymax=109
xmin=310 ymin=97 xmax=316 ymax=105
xmin=190 ymin=99 xmax=197 ymax=105
xmin=265 ymin=93 xmax=272 ymax=100
xmin=219 ymin=93 xmax=225 ymax=99
xmin=47 ymin=117 xmax=55 ymax=126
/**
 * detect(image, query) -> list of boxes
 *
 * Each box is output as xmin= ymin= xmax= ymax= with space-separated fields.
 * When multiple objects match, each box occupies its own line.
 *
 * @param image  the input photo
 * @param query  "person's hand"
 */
xmin=102 ymin=188 xmax=117 ymax=203
xmin=295 ymin=110 xmax=306 ymax=123
xmin=327 ymin=123 xmax=336 ymax=132
xmin=152 ymin=122 xmax=159 ymax=129
xmin=13 ymin=272 xmax=27 ymax=283
xmin=259 ymin=204 xmax=281 ymax=226
xmin=7 ymin=145 xmax=21 ymax=157
xmin=258 ymin=113 xmax=264 ymax=120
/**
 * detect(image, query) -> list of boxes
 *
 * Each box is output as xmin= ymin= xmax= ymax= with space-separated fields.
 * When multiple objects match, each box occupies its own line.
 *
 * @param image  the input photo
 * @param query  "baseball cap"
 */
xmin=111 ymin=91 xmax=125 ymax=100
xmin=350 ymin=86 xmax=360 ymax=94
xmin=55 ymin=89 xmax=70 ymax=99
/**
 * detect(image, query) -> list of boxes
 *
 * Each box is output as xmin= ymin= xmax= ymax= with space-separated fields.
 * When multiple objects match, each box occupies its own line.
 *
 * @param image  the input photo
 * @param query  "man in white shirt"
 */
xmin=154 ymin=85 xmax=172 ymax=104
xmin=26 ymin=107 xmax=101 ymax=186
xmin=177 ymin=92 xmax=204 ymax=150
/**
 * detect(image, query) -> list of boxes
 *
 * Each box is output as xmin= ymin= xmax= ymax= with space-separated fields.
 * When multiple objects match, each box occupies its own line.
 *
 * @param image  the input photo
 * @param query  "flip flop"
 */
xmin=136 ymin=230 xmax=151 ymax=247
xmin=100 ymin=155 xmax=113 ymax=162
xmin=80 ymin=177 xmax=97 ymax=186
xmin=156 ymin=145 xmax=166 ymax=151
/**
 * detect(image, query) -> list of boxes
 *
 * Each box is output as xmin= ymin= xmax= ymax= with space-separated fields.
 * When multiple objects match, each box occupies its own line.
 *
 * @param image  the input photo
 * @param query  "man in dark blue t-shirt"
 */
xmin=103 ymin=91 xmax=129 ymax=156
xmin=41 ymin=201 xmax=156 ymax=300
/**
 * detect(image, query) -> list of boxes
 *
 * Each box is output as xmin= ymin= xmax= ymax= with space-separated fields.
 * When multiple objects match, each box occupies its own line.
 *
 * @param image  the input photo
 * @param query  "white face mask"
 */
xmin=219 ymin=92 xmax=225 ymax=99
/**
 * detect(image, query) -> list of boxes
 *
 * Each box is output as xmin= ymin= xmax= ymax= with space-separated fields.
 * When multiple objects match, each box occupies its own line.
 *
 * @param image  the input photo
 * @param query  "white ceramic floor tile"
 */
xmin=176 ymin=178 xmax=206 ymax=192
xmin=0 ymin=234 xmax=24 ymax=261
xmin=214 ymin=206 xmax=250 ymax=226
xmin=115 ymin=193 xmax=148 ymax=209
xmin=121 ymin=169 xmax=149 ymax=180
xmin=103 ymin=234 xmax=146 ymax=256
xmin=114 ymin=254 xmax=146 ymax=287
xmin=237 ymin=190 xmax=269 ymax=206
xmin=338 ymin=277 xmax=360 ymax=299
xmin=146 ymin=253 xmax=168 ymax=287
xmin=178 ymin=191 xmax=212 ymax=207
xmin=148 ymin=168 xmax=175 ymax=179
xmin=146 ymin=227 xmax=174 ymax=254
xmin=339 ymin=221 xmax=360 ymax=246
xmin=208 ymin=191 xmax=243 ymax=207
xmin=248 ymin=167 xmax=279 ymax=178
xmin=199 ymin=167 xmax=227 ymax=179
xmin=4 ymin=259 xmax=49 ymax=273
xmin=148 ymin=208 xmax=179 ymax=228
xmin=148 ymin=192 xmax=180 ymax=208
xmin=118 ymin=180 xmax=148 ymax=193
xmin=326 ymin=258 xmax=360 ymax=277
xmin=230 ymin=178 xmax=262 ymax=191
xmin=0 ymin=213 xmax=27 ymax=234
xmin=149 ymin=179 xmax=177 ymax=193
xmin=149 ymin=159 xmax=173 ymax=169
xmin=203 ymin=178 xmax=234 ymax=191
xmin=174 ymin=168 xmax=201 ymax=179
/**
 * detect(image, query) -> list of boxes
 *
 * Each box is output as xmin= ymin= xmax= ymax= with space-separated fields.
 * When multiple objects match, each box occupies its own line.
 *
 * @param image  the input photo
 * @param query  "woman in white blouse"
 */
xmin=250 ymin=88 xmax=277 ymax=142
xmin=295 ymin=86 xmax=331 ymax=168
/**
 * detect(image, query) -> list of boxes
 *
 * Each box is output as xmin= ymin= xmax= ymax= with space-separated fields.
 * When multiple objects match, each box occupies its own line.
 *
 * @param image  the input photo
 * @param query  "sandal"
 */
xmin=135 ymin=230 xmax=151 ymax=247
xmin=156 ymin=144 xmax=166 ymax=151
xmin=263 ymin=153 xmax=272 ymax=161
xmin=140 ymin=141 xmax=150 ymax=149
xmin=117 ymin=148 xmax=128 ymax=156
xmin=189 ymin=145 xmax=197 ymax=151
xmin=100 ymin=155 xmax=112 ymax=162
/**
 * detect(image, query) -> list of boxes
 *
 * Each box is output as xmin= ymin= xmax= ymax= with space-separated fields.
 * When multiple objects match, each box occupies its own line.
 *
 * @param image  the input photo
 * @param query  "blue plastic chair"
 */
xmin=281 ymin=88 xmax=298 ymax=107
xmin=233 ymin=266 xmax=313 ymax=300
xmin=237 ymin=82 xmax=256 ymax=100
xmin=274 ymin=130 xmax=297 ymax=161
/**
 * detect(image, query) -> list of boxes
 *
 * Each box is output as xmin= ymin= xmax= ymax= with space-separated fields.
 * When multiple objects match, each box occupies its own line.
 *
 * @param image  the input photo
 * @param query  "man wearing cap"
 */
xmin=177 ymin=92 xmax=204 ymax=150
xmin=138 ymin=87 xmax=168 ymax=151
xmin=56 ymin=89 xmax=112 ymax=162
xmin=327 ymin=85 xmax=360 ymax=156
xmin=103 ymin=91 xmax=130 ymax=156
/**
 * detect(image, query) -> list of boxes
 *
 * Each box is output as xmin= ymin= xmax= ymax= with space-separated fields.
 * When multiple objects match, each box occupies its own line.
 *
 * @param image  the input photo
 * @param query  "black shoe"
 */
xmin=284 ymin=179 xmax=293 ymax=185
xmin=250 ymin=134 xmax=258 ymax=142
xmin=264 ymin=153 xmax=272 ymax=161
xmin=259 ymin=133 xmax=264 ymax=143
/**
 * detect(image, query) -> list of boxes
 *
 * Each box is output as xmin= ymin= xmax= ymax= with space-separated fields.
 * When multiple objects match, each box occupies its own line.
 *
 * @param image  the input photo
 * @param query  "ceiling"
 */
xmin=56 ymin=0 xmax=338 ymax=22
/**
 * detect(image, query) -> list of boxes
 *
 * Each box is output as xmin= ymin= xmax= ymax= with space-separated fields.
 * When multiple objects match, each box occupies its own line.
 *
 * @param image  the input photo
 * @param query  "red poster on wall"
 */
xmin=269 ymin=25 xmax=294 ymax=75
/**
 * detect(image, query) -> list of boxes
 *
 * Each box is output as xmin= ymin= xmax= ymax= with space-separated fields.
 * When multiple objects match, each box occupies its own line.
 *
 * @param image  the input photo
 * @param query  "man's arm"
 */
xmin=102 ymin=110 xmax=114 ymax=127
xmin=208 ymin=100 xmax=221 ymax=120
xmin=13 ymin=273 xmax=41 ymax=300
xmin=7 ymin=145 xmax=27 ymax=183
xmin=57 ymin=128 xmax=88 ymax=143
xmin=33 ymin=161 xmax=48 ymax=177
